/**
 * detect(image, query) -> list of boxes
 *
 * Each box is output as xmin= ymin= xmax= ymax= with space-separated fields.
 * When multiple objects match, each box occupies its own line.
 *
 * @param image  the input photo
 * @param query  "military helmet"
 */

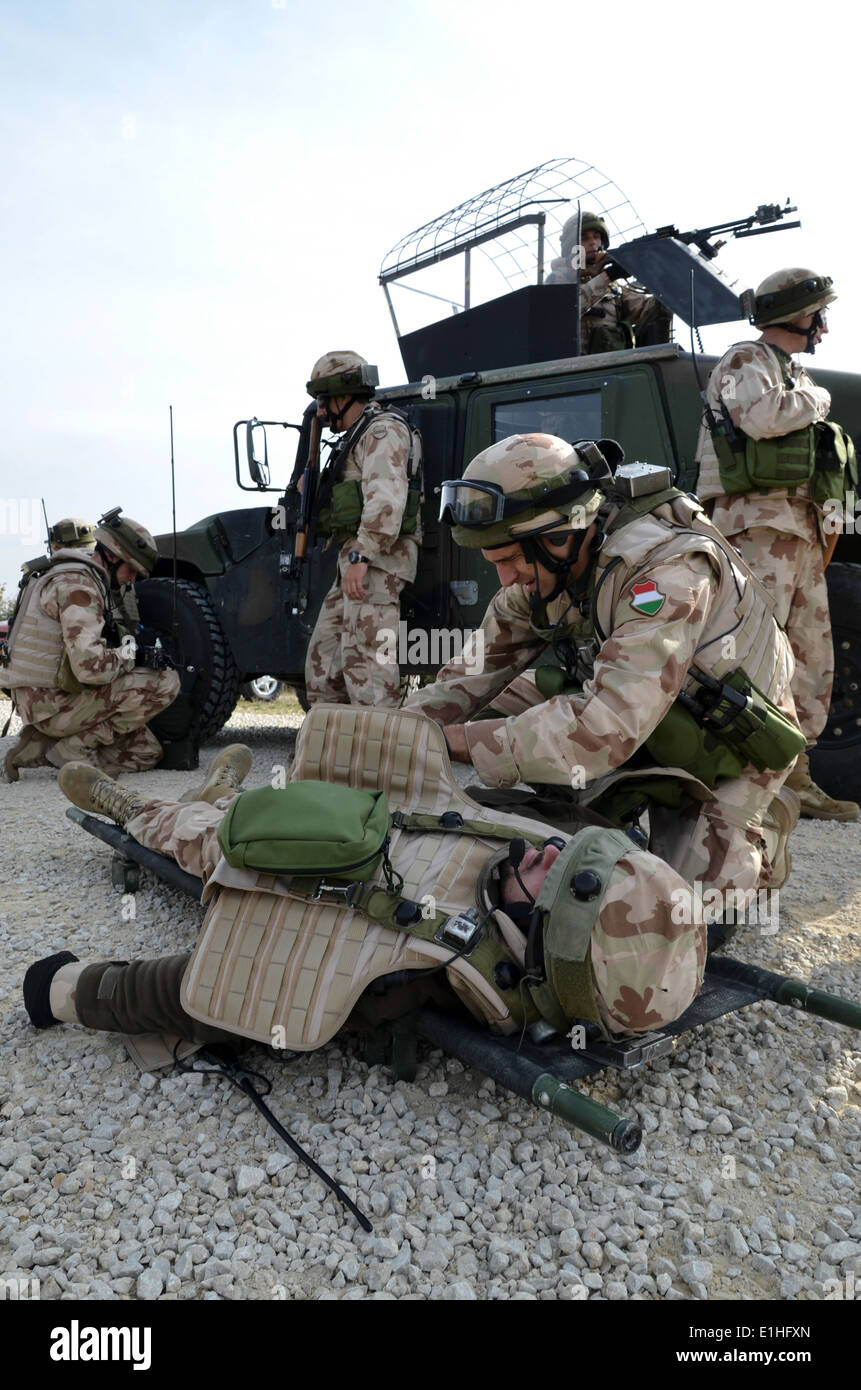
xmin=438 ymin=434 xmax=620 ymax=550
xmin=306 ymin=351 xmax=379 ymax=398
xmin=752 ymin=268 xmax=836 ymax=327
xmin=94 ymin=507 xmax=158 ymax=576
xmin=560 ymin=210 xmax=610 ymax=260
xmin=48 ymin=517 xmax=96 ymax=552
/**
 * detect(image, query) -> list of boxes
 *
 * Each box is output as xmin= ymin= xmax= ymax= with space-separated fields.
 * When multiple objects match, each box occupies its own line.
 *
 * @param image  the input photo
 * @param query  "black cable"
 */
xmin=173 ymin=1043 xmax=372 ymax=1232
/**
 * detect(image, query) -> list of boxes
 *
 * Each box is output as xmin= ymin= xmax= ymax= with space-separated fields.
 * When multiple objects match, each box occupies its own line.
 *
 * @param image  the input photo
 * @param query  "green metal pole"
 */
xmin=532 ymin=1072 xmax=642 ymax=1153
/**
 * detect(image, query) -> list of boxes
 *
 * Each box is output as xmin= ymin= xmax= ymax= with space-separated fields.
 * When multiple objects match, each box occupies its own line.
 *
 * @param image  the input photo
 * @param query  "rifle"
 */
xmin=283 ymin=403 xmax=323 ymax=615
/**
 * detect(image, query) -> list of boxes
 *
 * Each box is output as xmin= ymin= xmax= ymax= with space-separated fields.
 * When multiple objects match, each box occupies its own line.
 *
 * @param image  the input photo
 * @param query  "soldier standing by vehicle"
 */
xmin=2 ymin=508 xmax=180 ymax=779
xmin=405 ymin=434 xmax=804 ymax=902
xmin=304 ymin=351 xmax=422 ymax=707
xmin=545 ymin=211 xmax=672 ymax=353
xmin=694 ymin=268 xmax=859 ymax=821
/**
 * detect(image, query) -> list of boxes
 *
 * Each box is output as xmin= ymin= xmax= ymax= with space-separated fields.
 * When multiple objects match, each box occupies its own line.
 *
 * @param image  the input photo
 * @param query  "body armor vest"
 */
xmin=315 ymin=405 xmax=423 ymax=541
xmin=1 ymin=550 xmax=110 ymax=690
xmin=179 ymin=707 xmax=704 ymax=1047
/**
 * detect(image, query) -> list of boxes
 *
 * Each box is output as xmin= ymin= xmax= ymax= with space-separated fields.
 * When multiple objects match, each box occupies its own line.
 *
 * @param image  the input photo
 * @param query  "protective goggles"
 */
xmin=438 ymin=472 xmax=591 ymax=528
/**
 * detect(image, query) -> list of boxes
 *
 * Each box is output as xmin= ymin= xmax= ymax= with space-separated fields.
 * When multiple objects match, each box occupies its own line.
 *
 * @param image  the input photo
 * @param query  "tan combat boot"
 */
xmin=179 ymin=743 xmax=253 ymax=804
xmin=760 ymin=786 xmax=801 ymax=888
xmin=58 ymin=762 xmax=148 ymax=827
xmin=4 ymin=725 xmax=55 ymax=782
xmin=784 ymin=752 xmax=859 ymax=822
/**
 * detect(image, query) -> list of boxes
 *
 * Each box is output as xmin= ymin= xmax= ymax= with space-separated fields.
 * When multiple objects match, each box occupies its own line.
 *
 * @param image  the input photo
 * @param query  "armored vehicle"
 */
xmin=138 ymin=159 xmax=861 ymax=799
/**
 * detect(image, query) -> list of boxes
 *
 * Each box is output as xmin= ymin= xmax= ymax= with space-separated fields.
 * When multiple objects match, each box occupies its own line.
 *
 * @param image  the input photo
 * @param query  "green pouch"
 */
xmin=713 ymin=430 xmax=753 ymax=496
xmin=588 ymin=321 xmax=633 ymax=354
xmin=707 ymin=670 xmax=805 ymax=773
xmin=56 ymin=650 xmax=83 ymax=696
xmin=645 ymin=701 xmax=745 ymax=788
xmin=535 ymin=664 xmax=573 ymax=699
xmin=744 ymin=427 xmax=816 ymax=491
xmin=318 ymin=477 xmax=421 ymax=541
xmin=399 ymin=478 xmax=421 ymax=537
xmin=813 ymin=421 xmax=859 ymax=507
xmin=216 ymin=781 xmax=392 ymax=879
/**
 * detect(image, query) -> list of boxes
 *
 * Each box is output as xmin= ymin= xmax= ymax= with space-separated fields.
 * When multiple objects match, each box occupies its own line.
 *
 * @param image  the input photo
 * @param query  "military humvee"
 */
xmin=139 ymin=162 xmax=861 ymax=800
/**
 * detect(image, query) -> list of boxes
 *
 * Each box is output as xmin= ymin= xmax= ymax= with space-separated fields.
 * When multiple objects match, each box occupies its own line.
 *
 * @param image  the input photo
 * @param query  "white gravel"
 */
xmin=1 ymin=697 xmax=859 ymax=1302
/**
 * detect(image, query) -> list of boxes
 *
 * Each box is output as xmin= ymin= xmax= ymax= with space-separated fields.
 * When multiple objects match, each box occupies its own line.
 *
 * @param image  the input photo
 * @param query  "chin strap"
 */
xmin=768 ymin=310 xmax=824 ymax=354
xmin=519 ymin=518 xmax=604 ymax=611
xmin=94 ymin=542 xmax=122 ymax=590
xmin=322 ymin=395 xmax=360 ymax=430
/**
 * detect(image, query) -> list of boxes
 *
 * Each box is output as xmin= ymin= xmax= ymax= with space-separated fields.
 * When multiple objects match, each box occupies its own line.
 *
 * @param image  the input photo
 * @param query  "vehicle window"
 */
xmin=493 ymin=390 xmax=602 ymax=443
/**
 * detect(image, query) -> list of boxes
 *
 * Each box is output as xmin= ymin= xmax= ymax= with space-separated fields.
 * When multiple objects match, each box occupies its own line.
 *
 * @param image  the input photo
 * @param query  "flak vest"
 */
xmin=1 ymin=551 xmax=111 ymax=690
xmin=537 ymin=491 xmax=794 ymax=715
xmin=178 ymin=707 xmax=704 ymax=1047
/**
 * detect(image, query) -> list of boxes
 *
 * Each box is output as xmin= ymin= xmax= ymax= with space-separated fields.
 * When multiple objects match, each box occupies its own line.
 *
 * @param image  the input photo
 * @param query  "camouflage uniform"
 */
xmin=45 ymin=708 xmax=708 ymax=1045
xmin=408 ymin=435 xmax=800 ymax=899
xmin=305 ymin=401 xmax=422 ymax=706
xmin=12 ymin=563 xmax=178 ymax=773
xmin=545 ymin=257 xmax=670 ymax=353
xmin=695 ymin=339 xmax=832 ymax=742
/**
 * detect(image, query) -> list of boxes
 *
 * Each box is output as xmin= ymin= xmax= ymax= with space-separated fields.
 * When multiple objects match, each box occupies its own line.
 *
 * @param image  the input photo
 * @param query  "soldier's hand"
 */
xmin=342 ymin=562 xmax=368 ymax=601
xmin=441 ymin=723 xmax=470 ymax=763
xmin=589 ymin=252 xmax=611 ymax=276
xmin=603 ymin=260 xmax=628 ymax=282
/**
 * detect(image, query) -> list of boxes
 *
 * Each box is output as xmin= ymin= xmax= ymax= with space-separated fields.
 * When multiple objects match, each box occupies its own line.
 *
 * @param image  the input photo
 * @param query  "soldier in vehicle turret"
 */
xmin=694 ymin=268 xmax=859 ymax=822
xmin=544 ymin=211 xmax=672 ymax=353
xmin=2 ymin=509 xmax=179 ymax=779
xmin=303 ymin=351 xmax=423 ymax=707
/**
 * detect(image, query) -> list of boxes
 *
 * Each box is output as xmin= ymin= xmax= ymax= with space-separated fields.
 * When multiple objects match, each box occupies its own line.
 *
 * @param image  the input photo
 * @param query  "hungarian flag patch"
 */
xmin=630 ymin=580 xmax=665 ymax=616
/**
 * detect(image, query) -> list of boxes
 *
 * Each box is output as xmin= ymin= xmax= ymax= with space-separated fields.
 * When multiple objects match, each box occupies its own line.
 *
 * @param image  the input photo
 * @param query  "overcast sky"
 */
xmin=1 ymin=0 xmax=858 ymax=590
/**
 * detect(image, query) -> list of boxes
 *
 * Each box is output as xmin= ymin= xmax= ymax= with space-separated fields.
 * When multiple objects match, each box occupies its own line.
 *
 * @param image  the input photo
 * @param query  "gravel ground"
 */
xmin=1 ymin=698 xmax=859 ymax=1302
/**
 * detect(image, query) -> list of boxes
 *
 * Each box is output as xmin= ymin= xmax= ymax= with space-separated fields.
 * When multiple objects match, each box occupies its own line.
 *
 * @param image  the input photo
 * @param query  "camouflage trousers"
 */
xmin=305 ymin=566 xmax=404 ymax=707
xmin=480 ymin=670 xmax=786 ymax=897
xmin=15 ymin=668 xmax=179 ymax=774
xmin=728 ymin=528 xmax=832 ymax=744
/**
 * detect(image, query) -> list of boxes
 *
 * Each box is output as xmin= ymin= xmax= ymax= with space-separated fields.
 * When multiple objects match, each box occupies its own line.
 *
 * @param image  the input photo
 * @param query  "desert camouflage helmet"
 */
xmin=306 ymin=351 xmax=379 ymax=398
xmin=439 ymin=434 xmax=620 ymax=550
xmin=752 ymin=267 xmax=836 ymax=327
xmin=94 ymin=507 xmax=158 ymax=576
xmin=560 ymin=210 xmax=610 ymax=260
xmin=48 ymin=517 xmax=96 ymax=552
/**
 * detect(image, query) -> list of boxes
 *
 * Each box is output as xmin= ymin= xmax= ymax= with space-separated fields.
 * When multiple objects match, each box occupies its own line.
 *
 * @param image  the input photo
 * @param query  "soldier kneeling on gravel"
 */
xmin=24 ymin=707 xmax=710 ymax=1059
xmin=2 ymin=507 xmax=180 ymax=780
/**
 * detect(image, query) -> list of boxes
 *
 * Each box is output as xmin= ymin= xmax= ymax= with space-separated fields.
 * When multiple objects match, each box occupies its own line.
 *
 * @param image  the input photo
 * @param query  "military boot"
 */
xmin=4 ymin=725 xmax=54 ymax=782
xmin=760 ymin=786 xmax=801 ymax=889
xmin=784 ymin=752 xmax=859 ymax=822
xmin=58 ymin=762 xmax=148 ymax=827
xmin=179 ymin=744 xmax=253 ymax=804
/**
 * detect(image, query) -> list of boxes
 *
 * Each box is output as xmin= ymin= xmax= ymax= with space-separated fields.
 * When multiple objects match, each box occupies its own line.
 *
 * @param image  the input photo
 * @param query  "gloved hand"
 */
xmin=603 ymin=261 xmax=628 ymax=282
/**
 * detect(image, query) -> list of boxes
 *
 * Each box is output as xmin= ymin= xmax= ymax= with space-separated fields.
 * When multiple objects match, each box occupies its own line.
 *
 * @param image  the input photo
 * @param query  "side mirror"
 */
xmin=246 ymin=419 xmax=270 ymax=488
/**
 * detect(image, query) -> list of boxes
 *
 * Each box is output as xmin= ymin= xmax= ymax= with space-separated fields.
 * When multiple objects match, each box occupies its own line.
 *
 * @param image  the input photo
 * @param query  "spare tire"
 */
xmin=136 ymin=578 xmax=241 ymax=743
xmin=808 ymin=562 xmax=861 ymax=801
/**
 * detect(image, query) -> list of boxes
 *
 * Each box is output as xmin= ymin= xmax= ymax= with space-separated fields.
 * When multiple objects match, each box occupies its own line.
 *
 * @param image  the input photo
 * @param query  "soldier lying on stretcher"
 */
xmin=24 ymin=707 xmax=709 ymax=1058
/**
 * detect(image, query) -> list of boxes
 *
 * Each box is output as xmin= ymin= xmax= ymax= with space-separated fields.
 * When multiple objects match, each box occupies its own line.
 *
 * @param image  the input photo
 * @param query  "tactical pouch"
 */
xmin=317 ymin=478 xmax=421 ymax=542
xmin=678 ymin=668 xmax=805 ymax=774
xmin=588 ymin=321 xmax=633 ymax=355
xmin=645 ymin=701 xmax=746 ymax=789
xmin=216 ymin=781 xmax=392 ymax=880
xmin=813 ymin=420 xmax=859 ymax=507
xmin=715 ymin=425 xmax=816 ymax=496
xmin=534 ymin=664 xmax=575 ymax=699
xmin=56 ymin=650 xmax=83 ymax=696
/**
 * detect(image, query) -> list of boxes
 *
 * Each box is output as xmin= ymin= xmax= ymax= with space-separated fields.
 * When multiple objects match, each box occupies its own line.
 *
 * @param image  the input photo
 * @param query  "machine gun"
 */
xmin=654 ymin=200 xmax=800 ymax=262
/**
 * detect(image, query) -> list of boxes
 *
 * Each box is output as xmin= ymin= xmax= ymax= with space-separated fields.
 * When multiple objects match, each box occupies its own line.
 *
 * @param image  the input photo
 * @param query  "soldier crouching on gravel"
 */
xmin=304 ymin=351 xmax=422 ymax=707
xmin=24 ymin=708 xmax=707 ymax=1052
xmin=405 ymin=434 xmax=804 ymax=905
xmin=2 ymin=508 xmax=179 ymax=779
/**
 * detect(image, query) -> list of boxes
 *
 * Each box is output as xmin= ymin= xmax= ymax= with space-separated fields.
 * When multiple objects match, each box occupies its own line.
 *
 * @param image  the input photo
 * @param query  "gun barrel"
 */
xmin=412 ymin=1006 xmax=641 ymax=1152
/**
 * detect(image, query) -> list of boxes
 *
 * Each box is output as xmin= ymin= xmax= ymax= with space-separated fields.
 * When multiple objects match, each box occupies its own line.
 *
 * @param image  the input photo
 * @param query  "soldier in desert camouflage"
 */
xmin=303 ymin=351 xmax=422 ymax=707
xmin=25 ymin=709 xmax=707 ymax=1050
xmin=406 ymin=434 xmax=803 ymax=905
xmin=2 ymin=509 xmax=179 ymax=779
xmin=695 ymin=268 xmax=858 ymax=821
xmin=544 ymin=211 xmax=672 ymax=354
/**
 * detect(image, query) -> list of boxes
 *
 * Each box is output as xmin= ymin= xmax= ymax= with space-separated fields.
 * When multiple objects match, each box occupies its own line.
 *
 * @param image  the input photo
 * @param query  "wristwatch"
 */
xmin=347 ymin=551 xmax=369 ymax=565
